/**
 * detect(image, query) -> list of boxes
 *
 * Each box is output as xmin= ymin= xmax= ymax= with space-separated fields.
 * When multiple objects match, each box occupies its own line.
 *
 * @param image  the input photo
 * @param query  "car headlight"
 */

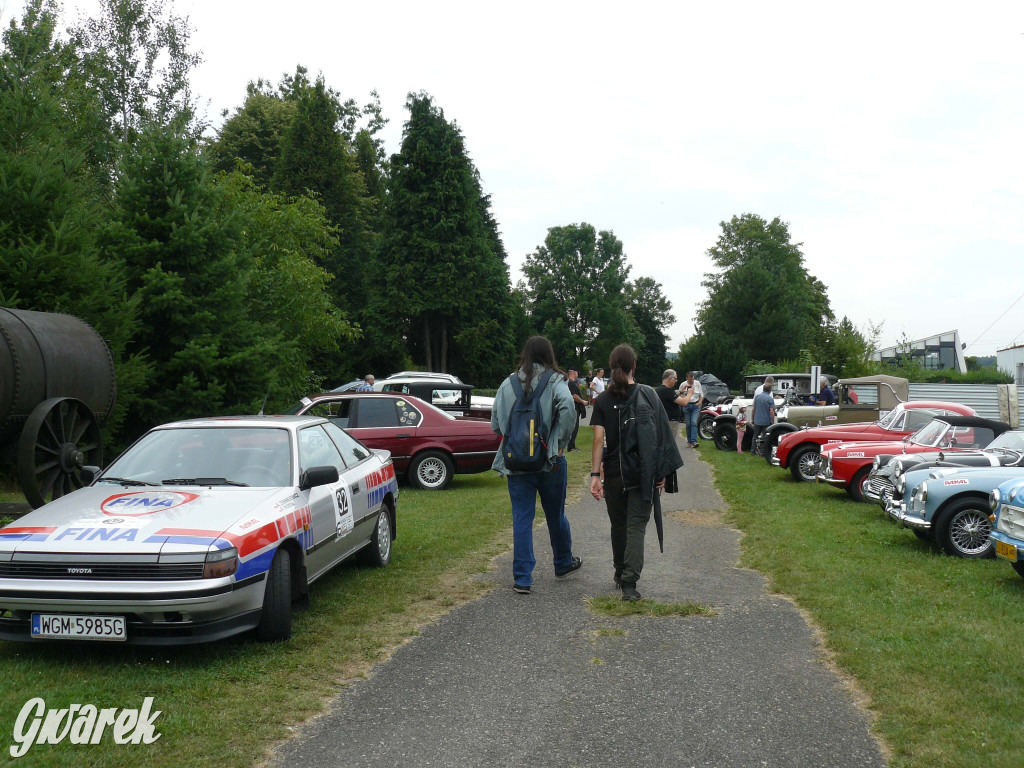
xmin=872 ymin=456 xmax=881 ymax=470
xmin=990 ymin=488 xmax=1001 ymax=512
xmin=777 ymin=406 xmax=788 ymax=421
xmin=914 ymin=482 xmax=927 ymax=503
xmin=203 ymin=546 xmax=239 ymax=579
xmin=894 ymin=460 xmax=904 ymax=475
xmin=894 ymin=475 xmax=904 ymax=494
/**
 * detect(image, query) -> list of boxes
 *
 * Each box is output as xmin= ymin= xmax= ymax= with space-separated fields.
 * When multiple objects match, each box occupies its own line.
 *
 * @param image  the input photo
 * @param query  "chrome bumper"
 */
xmin=816 ymin=473 xmax=846 ymax=488
xmin=769 ymin=446 xmax=781 ymax=467
xmin=884 ymin=499 xmax=931 ymax=531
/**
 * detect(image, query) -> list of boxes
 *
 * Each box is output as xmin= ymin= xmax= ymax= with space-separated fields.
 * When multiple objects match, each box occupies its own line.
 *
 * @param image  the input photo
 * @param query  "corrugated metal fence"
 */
xmin=907 ymin=383 xmax=1021 ymax=425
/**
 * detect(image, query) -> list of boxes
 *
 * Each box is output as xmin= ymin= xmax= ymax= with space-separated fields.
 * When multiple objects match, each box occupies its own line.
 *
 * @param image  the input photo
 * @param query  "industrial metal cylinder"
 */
xmin=0 ymin=307 xmax=116 ymax=444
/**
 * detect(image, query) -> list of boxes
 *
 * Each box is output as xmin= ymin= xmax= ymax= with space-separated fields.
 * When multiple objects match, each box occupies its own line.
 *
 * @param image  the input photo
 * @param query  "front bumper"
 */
xmin=883 ymin=498 xmax=931 ymax=531
xmin=770 ymin=446 xmax=781 ymax=467
xmin=816 ymin=473 xmax=846 ymax=488
xmin=0 ymin=574 xmax=267 ymax=645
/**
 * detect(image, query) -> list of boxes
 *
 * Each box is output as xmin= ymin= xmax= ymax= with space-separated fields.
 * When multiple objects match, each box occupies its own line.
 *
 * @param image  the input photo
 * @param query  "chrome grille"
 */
xmin=867 ymin=476 xmax=893 ymax=499
xmin=0 ymin=562 xmax=204 ymax=581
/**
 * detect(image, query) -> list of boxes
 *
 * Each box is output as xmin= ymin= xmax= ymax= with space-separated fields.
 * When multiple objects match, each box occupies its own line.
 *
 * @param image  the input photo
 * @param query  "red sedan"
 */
xmin=774 ymin=401 xmax=976 ymax=483
xmin=818 ymin=415 xmax=1011 ymax=502
xmin=287 ymin=392 xmax=500 ymax=490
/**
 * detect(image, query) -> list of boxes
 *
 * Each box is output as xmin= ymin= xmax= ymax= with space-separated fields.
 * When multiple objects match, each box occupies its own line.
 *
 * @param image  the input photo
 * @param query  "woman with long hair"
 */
xmin=589 ymin=344 xmax=683 ymax=601
xmin=491 ymin=336 xmax=582 ymax=594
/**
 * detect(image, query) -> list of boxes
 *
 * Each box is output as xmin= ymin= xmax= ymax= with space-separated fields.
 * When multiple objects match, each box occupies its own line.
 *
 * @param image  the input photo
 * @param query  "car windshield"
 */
xmin=877 ymin=408 xmax=900 ymax=429
xmin=909 ymin=420 xmax=953 ymax=447
xmin=101 ymin=426 xmax=293 ymax=487
xmin=986 ymin=431 xmax=1024 ymax=452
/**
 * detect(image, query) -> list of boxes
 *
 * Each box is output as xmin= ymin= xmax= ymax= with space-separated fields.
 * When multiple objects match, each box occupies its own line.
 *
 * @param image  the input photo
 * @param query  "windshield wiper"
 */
xmin=161 ymin=477 xmax=249 ymax=487
xmin=99 ymin=477 xmax=159 ymax=487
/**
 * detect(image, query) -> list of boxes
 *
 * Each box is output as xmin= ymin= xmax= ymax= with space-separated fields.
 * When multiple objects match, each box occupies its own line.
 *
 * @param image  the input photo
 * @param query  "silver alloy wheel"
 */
xmin=376 ymin=511 xmax=392 ymax=562
xmin=947 ymin=507 xmax=992 ymax=556
xmin=416 ymin=455 xmax=448 ymax=488
xmin=796 ymin=450 xmax=820 ymax=482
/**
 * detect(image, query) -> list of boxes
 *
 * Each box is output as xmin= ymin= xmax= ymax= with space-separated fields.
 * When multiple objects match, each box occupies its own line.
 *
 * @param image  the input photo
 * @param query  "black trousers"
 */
xmin=568 ymin=410 xmax=581 ymax=450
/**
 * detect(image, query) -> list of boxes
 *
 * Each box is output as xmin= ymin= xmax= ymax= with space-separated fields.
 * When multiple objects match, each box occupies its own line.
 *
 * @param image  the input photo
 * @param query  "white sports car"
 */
xmin=0 ymin=416 xmax=398 ymax=645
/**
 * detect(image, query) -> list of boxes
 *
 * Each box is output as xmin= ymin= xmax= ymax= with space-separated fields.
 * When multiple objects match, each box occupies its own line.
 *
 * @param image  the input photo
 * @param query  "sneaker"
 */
xmin=692 ymin=442 xmax=699 ymax=449
xmin=512 ymin=584 xmax=530 ymax=595
xmin=555 ymin=556 xmax=582 ymax=577
xmin=621 ymin=583 xmax=642 ymax=602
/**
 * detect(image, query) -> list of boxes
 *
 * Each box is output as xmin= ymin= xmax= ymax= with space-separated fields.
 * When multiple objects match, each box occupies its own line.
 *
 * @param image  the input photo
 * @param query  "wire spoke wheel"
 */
xmin=946 ymin=507 xmax=992 ymax=557
xmin=17 ymin=397 xmax=103 ymax=509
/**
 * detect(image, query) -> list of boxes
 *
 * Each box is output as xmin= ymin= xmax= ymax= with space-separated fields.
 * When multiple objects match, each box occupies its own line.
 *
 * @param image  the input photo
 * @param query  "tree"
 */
xmin=625 ymin=277 xmax=675 ymax=384
xmin=808 ymin=316 xmax=880 ymax=378
xmin=382 ymin=92 xmax=515 ymax=378
xmin=521 ymin=223 xmax=633 ymax=366
xmin=0 ymin=0 xmax=146 ymax=436
xmin=74 ymin=0 xmax=203 ymax=144
xmin=690 ymin=213 xmax=833 ymax=386
xmin=206 ymin=80 xmax=296 ymax=187
xmin=102 ymin=125 xmax=274 ymax=434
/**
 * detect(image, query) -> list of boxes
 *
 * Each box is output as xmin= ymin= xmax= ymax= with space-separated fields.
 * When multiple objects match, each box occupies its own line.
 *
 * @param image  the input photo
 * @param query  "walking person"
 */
xmin=566 ymin=368 xmax=588 ymax=452
xmin=492 ymin=336 xmax=582 ymax=594
xmin=748 ymin=377 xmax=776 ymax=457
xmin=679 ymin=371 xmax=704 ymax=448
xmin=590 ymin=344 xmax=683 ymax=601
xmin=590 ymin=368 xmax=605 ymax=404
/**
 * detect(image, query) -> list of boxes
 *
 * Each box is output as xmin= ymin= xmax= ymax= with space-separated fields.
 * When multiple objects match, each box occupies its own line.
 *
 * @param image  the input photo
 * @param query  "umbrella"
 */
xmin=653 ymin=488 xmax=665 ymax=553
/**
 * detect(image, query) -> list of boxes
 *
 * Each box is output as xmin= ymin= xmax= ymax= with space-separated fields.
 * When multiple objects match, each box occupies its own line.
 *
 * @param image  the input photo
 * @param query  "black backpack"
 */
xmin=616 ymin=384 xmax=643 ymax=489
xmin=502 ymin=370 xmax=556 ymax=472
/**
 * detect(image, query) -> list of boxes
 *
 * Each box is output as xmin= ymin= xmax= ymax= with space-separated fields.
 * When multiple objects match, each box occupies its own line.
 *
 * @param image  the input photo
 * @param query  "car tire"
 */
xmin=1011 ymin=561 xmax=1024 ymax=579
xmin=912 ymin=529 xmax=932 ymax=541
xmin=935 ymin=498 xmax=994 ymax=558
xmin=410 ymin=450 xmax=454 ymax=490
xmin=698 ymin=416 xmax=715 ymax=441
xmin=847 ymin=466 xmax=871 ymax=503
xmin=761 ymin=431 xmax=781 ymax=466
xmin=256 ymin=548 xmax=292 ymax=642
xmin=713 ymin=423 xmax=737 ymax=451
xmin=789 ymin=445 xmax=820 ymax=483
xmin=357 ymin=503 xmax=393 ymax=568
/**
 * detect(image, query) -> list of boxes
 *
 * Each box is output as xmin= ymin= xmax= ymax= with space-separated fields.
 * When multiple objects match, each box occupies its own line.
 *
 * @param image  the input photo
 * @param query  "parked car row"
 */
xmin=756 ymin=373 xmax=1024 ymax=583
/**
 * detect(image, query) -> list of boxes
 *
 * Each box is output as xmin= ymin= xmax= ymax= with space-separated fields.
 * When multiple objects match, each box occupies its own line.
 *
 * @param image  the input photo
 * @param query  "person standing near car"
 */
xmin=678 ymin=371 xmax=704 ymax=449
xmin=566 ymin=368 xmax=588 ymax=452
xmin=749 ymin=378 xmax=776 ymax=457
xmin=491 ymin=336 xmax=582 ymax=595
xmin=656 ymin=370 xmax=687 ymax=440
xmin=590 ymin=344 xmax=683 ymax=601
xmin=356 ymin=374 xmax=374 ymax=392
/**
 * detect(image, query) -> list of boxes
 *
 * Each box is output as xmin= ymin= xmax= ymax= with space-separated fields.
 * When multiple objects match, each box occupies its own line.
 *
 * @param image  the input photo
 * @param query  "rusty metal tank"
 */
xmin=0 ymin=307 xmax=116 ymax=508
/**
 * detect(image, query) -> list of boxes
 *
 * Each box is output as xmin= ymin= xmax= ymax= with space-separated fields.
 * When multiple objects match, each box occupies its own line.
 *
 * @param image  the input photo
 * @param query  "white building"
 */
xmin=997 ymin=343 xmax=1024 ymax=384
xmin=872 ymin=329 xmax=967 ymax=374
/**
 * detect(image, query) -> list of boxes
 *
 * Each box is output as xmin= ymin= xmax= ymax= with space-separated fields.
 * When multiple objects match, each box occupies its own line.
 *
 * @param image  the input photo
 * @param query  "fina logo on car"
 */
xmin=944 ymin=479 xmax=970 ymax=486
xmin=101 ymin=491 xmax=200 ymax=517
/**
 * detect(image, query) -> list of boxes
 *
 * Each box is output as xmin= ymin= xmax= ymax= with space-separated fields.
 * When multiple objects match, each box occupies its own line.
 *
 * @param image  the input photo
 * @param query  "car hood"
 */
xmin=0 ymin=484 xmax=285 ymax=555
xmin=780 ymin=422 xmax=885 ymax=444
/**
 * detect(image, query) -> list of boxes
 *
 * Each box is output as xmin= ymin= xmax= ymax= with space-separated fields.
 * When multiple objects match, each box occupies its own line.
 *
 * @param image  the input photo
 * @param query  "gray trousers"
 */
xmin=602 ymin=469 xmax=653 ymax=585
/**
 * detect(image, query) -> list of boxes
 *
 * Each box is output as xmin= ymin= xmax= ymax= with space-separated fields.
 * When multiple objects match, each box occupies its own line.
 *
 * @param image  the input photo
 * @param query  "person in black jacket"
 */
xmin=590 ymin=344 xmax=684 ymax=601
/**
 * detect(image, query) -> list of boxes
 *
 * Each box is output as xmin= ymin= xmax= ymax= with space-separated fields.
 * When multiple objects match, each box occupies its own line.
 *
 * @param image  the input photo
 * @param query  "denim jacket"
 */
xmin=491 ymin=364 xmax=575 ymax=476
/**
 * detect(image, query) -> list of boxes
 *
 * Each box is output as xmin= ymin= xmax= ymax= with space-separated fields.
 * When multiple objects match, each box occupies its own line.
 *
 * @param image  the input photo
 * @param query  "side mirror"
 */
xmin=80 ymin=466 xmax=102 ymax=485
xmin=300 ymin=465 xmax=340 ymax=490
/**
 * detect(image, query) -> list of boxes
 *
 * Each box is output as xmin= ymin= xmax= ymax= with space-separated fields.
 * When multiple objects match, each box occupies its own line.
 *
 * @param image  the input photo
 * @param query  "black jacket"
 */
xmin=634 ymin=384 xmax=685 ymax=503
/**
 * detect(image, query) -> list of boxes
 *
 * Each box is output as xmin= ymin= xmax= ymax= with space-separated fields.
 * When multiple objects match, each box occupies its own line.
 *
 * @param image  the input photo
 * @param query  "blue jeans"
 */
xmin=507 ymin=457 xmax=574 ymax=587
xmin=684 ymin=403 xmax=701 ymax=445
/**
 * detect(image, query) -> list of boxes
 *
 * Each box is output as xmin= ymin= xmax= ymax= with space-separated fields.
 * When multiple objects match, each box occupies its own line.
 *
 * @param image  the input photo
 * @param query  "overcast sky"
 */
xmin=6 ymin=0 xmax=1023 ymax=358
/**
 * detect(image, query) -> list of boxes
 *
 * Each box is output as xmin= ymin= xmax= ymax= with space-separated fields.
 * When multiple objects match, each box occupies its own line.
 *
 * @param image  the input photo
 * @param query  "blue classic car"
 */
xmin=989 ymin=476 xmax=1024 ymax=577
xmin=885 ymin=465 xmax=1024 ymax=557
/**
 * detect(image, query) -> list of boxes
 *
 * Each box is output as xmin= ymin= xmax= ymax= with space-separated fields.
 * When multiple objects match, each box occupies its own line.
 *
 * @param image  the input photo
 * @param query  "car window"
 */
xmin=355 ymin=398 xmax=401 ymax=428
xmin=381 ymin=383 xmax=411 ymax=395
xmin=298 ymin=425 xmax=345 ymax=474
xmin=323 ymin=422 xmax=371 ymax=465
xmin=842 ymin=384 xmax=878 ymax=405
xmin=304 ymin=399 xmax=352 ymax=430
xmin=888 ymin=411 xmax=906 ymax=430
xmin=396 ymin=399 xmax=422 ymax=426
xmin=905 ymin=409 xmax=937 ymax=431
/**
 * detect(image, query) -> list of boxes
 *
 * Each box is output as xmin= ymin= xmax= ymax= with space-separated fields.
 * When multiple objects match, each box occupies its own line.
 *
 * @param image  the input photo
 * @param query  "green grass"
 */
xmin=703 ymin=447 xmax=1024 ymax=768
xmin=586 ymin=594 xmax=716 ymax=618
xmin=0 ymin=438 xmax=597 ymax=766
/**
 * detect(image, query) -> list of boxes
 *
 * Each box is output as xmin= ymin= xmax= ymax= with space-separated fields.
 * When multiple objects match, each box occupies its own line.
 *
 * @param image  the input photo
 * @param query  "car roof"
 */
xmin=158 ymin=415 xmax=326 ymax=430
xmin=384 ymin=371 xmax=462 ymax=382
xmin=303 ymin=391 xmax=432 ymax=405
xmin=930 ymin=414 xmax=1012 ymax=432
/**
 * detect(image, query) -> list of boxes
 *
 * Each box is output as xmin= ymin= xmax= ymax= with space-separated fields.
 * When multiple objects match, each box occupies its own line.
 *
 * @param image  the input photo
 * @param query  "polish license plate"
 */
xmin=31 ymin=613 xmax=126 ymax=641
xmin=995 ymin=539 xmax=1018 ymax=562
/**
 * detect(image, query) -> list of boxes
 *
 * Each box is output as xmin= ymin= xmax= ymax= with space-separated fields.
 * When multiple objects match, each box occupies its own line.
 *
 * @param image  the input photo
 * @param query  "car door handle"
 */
xmin=396 ymin=433 xmax=410 ymax=439
xmin=350 ymin=483 xmax=360 ymax=495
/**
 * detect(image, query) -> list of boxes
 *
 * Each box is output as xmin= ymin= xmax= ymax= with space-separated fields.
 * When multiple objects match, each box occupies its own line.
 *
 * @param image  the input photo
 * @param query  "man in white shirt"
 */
xmin=678 ymin=371 xmax=704 ymax=448
xmin=590 ymin=368 xmax=605 ymax=404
